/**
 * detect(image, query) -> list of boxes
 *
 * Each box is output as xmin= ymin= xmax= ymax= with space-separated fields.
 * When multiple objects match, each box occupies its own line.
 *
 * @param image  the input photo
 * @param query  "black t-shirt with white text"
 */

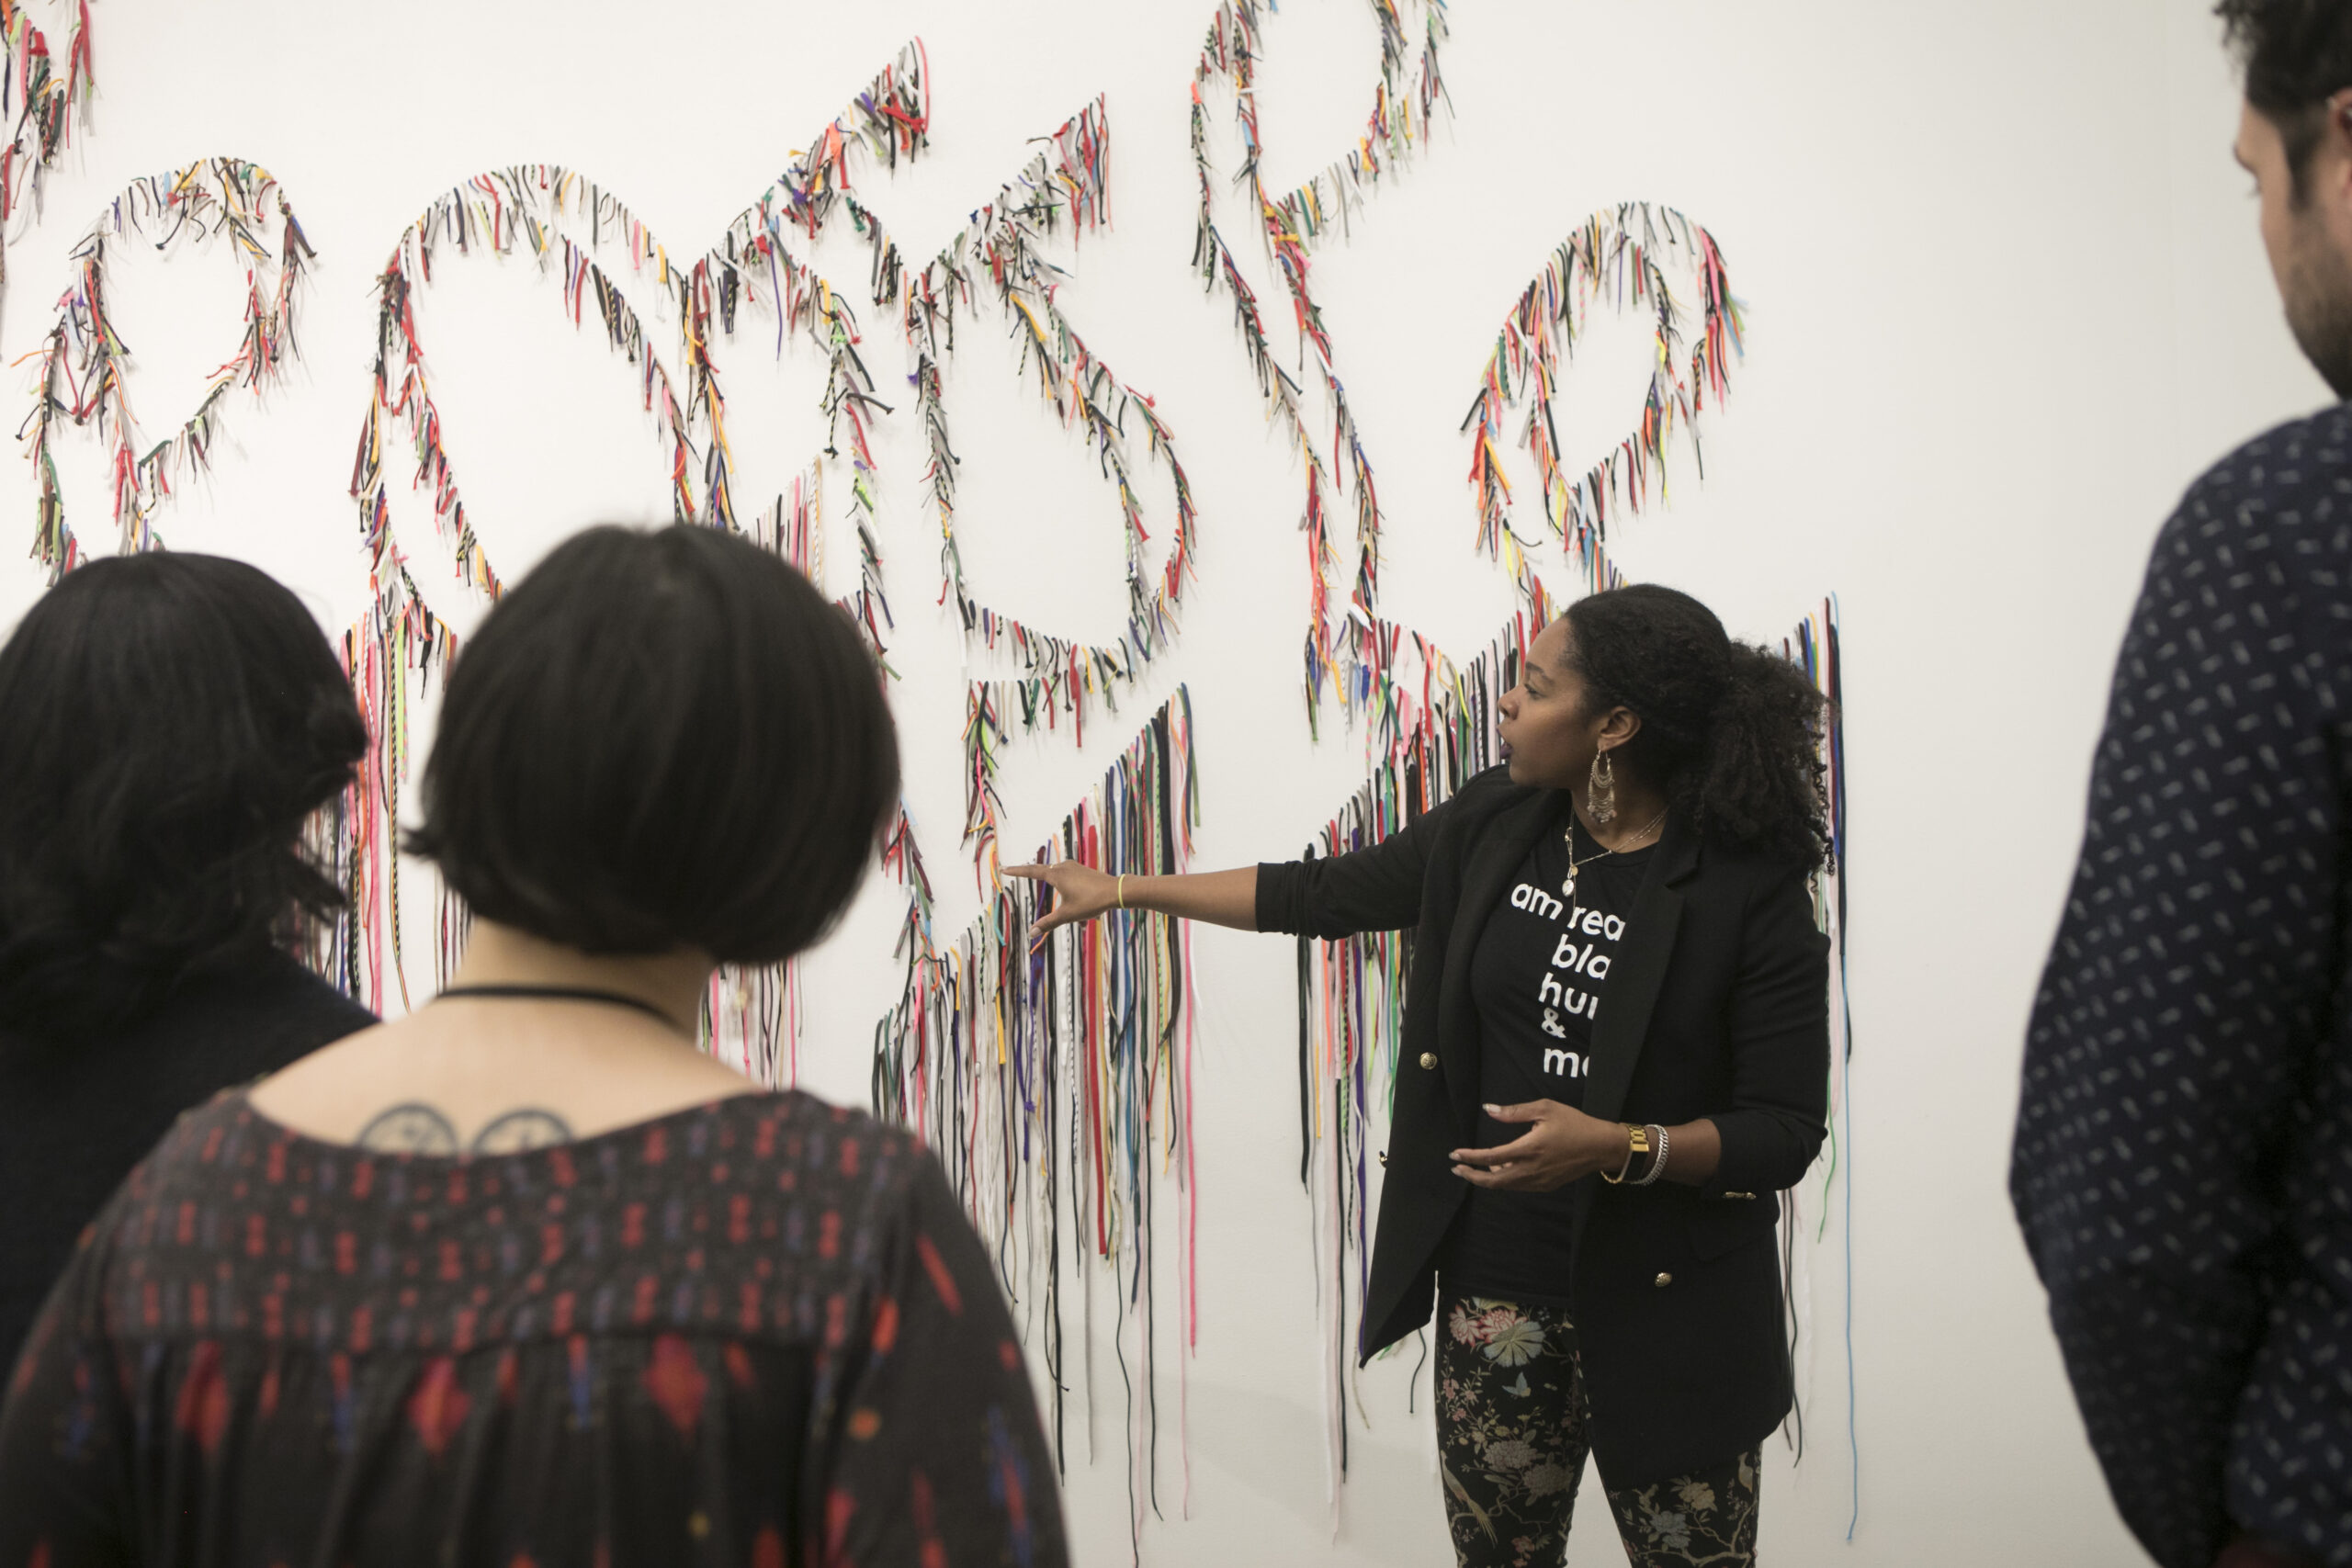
xmin=1441 ymin=825 xmax=1654 ymax=1306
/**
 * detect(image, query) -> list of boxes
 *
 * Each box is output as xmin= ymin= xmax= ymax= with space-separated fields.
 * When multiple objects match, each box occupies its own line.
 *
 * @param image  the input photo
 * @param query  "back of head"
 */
xmin=0 ymin=553 xmax=367 ymax=1044
xmin=2219 ymin=0 xmax=2352 ymax=196
xmin=1562 ymin=582 xmax=1830 ymax=866
xmin=407 ymin=525 xmax=899 ymax=964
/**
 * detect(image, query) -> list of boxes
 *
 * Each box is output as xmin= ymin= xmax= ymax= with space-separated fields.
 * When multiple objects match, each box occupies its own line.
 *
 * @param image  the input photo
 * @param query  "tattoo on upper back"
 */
xmin=354 ymin=1102 xmax=575 ymax=1155
xmin=470 ymin=1109 xmax=575 ymax=1153
xmin=356 ymin=1102 xmax=459 ymax=1154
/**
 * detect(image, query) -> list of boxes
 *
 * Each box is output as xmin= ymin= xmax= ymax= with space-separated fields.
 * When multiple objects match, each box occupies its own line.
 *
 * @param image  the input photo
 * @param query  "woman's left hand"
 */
xmin=1450 ymin=1101 xmax=1629 ymax=1191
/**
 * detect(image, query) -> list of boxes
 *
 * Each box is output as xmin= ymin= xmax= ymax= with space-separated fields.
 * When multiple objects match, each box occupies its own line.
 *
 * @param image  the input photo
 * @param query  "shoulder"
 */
xmin=150 ymin=953 xmax=377 ymax=1048
xmin=1692 ymin=835 xmax=1819 ymax=908
xmin=2161 ymin=402 xmax=2352 ymax=561
xmin=719 ymin=1095 xmax=971 ymax=1286
xmin=1679 ymin=845 xmax=1826 ymax=979
xmin=152 ymin=955 xmax=378 ymax=1085
xmin=2192 ymin=400 xmax=2352 ymax=498
xmin=2122 ymin=404 xmax=2352 ymax=694
xmin=256 ymin=957 xmax=379 ymax=1040
xmin=714 ymin=1091 xmax=934 ymax=1209
xmin=72 ymin=1091 xmax=257 ymax=1243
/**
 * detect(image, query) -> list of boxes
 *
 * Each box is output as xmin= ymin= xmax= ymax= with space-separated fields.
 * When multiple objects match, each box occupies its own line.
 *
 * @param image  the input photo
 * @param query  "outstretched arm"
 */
xmin=1010 ymin=766 xmax=1500 ymax=946
xmin=1006 ymin=863 xmax=1259 ymax=942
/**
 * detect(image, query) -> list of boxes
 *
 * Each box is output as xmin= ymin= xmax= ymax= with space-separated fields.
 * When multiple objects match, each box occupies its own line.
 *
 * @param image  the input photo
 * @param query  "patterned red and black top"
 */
xmin=0 ymin=1089 xmax=1065 ymax=1568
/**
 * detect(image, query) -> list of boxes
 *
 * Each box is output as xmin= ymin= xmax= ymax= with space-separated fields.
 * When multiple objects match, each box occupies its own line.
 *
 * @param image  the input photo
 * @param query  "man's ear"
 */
xmin=2327 ymin=89 xmax=2352 ymax=209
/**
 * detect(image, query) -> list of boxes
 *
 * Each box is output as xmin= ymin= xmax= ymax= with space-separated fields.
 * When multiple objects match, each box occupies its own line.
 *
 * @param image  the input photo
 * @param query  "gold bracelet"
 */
xmin=1117 ymin=874 xmax=1126 ymax=910
xmin=1599 ymin=1122 xmax=1651 ymax=1186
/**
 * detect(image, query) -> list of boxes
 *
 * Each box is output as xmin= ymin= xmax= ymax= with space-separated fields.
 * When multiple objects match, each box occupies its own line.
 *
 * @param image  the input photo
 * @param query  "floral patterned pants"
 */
xmin=1437 ymin=1288 xmax=1760 ymax=1568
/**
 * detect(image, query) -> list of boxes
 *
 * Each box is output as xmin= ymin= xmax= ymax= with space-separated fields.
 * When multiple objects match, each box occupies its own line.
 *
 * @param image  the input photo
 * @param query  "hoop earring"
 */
xmin=1589 ymin=749 xmax=1617 ymax=827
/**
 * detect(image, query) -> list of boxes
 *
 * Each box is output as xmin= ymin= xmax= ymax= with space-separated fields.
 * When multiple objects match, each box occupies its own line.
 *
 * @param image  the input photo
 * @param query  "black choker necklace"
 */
xmin=433 ymin=984 xmax=681 ymax=1032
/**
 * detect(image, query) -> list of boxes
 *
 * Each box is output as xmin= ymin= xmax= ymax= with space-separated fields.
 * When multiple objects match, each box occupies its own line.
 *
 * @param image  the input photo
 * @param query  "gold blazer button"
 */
xmin=1654 ymin=1272 xmax=1673 ymax=1288
xmin=1419 ymin=1053 xmax=1438 ymax=1069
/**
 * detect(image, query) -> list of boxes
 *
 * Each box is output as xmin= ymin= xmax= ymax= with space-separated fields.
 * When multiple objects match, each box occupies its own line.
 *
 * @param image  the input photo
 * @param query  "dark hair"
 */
xmin=1561 ymin=583 xmax=1829 ymax=866
xmin=2219 ymin=0 xmax=2352 ymax=198
xmin=408 ymin=525 xmax=899 ymax=964
xmin=0 ymin=553 xmax=366 ymax=1042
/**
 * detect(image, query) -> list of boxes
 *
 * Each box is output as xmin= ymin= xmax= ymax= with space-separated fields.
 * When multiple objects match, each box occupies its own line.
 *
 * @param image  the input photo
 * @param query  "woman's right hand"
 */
xmin=1004 ymin=860 xmax=1123 ymax=945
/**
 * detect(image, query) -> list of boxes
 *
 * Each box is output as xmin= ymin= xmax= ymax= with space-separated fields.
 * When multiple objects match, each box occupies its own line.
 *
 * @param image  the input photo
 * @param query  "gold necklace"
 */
xmin=1562 ymin=807 xmax=1667 ymax=902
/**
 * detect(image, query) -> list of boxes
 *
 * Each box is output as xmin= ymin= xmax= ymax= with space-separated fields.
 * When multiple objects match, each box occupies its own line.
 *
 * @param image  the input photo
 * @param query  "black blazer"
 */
xmin=1257 ymin=765 xmax=1830 ymax=1484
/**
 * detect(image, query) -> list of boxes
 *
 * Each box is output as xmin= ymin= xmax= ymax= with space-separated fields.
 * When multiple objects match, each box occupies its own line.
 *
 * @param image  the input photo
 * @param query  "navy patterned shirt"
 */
xmin=2017 ymin=401 xmax=2352 ymax=1568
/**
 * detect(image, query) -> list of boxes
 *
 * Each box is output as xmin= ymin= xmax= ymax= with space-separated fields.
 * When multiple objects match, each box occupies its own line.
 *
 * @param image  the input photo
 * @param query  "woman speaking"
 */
xmin=1012 ymin=584 xmax=1831 ymax=1568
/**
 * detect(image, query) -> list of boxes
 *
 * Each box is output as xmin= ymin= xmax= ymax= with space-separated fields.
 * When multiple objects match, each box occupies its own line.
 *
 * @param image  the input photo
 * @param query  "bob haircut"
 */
xmin=408 ymin=525 xmax=899 ymax=964
xmin=0 ymin=553 xmax=367 ymax=1042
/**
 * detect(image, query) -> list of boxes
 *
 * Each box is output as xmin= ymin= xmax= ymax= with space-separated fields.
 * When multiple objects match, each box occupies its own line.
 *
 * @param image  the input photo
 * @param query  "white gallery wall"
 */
xmin=0 ymin=1 xmax=2328 ymax=1562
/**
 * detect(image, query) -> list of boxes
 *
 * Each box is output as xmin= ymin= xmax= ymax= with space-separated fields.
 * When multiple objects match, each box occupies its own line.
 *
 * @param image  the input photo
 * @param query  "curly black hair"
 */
xmin=1563 ymin=583 xmax=1830 ymax=867
xmin=0 ymin=554 xmax=367 ymax=1044
xmin=2218 ymin=0 xmax=2352 ymax=199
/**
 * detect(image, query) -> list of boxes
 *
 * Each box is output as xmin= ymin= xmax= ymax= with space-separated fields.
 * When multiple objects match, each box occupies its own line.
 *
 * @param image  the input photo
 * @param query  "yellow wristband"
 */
xmin=1117 ymin=874 xmax=1126 ymax=910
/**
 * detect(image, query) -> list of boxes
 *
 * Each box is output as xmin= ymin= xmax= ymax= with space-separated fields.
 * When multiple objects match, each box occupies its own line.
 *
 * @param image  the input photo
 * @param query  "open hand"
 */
xmin=1004 ymin=860 xmax=1121 ymax=946
xmin=1450 ymin=1100 xmax=1628 ymax=1192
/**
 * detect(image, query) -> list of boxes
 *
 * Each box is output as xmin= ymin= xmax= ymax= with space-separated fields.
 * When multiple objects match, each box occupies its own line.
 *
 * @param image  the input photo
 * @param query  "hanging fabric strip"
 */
xmin=0 ymin=0 xmax=96 ymax=296
xmin=1191 ymin=0 xmax=1450 ymax=733
xmin=338 ymin=163 xmax=702 ymax=1016
xmin=689 ymin=85 xmax=1217 ymax=1515
xmin=873 ymin=689 xmax=1200 ymax=1539
xmin=1778 ymin=596 xmax=1857 ymax=1533
xmin=864 ymin=94 xmax=1201 ymax=887
xmin=25 ymin=158 xmax=311 ymax=579
xmin=1291 ymin=615 xmax=1526 ymax=1513
xmin=331 ymin=44 xmax=931 ymax=1041
xmin=1462 ymin=200 xmax=1746 ymax=610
